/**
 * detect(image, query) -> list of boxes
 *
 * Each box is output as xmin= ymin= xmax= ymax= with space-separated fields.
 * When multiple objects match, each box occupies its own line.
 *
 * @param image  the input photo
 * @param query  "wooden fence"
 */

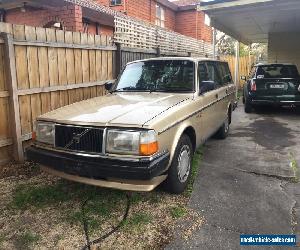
xmin=0 ymin=22 xmax=116 ymax=164
xmin=221 ymin=55 xmax=255 ymax=88
xmin=0 ymin=22 xmax=255 ymax=165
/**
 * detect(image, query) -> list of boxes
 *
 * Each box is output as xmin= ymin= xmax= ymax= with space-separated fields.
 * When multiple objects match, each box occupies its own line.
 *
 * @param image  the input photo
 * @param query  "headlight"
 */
xmin=106 ymin=130 xmax=158 ymax=156
xmin=35 ymin=122 xmax=55 ymax=145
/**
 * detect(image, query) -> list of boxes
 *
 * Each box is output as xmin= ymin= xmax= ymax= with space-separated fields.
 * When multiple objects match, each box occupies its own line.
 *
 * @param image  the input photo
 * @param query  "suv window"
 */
xmin=206 ymin=62 xmax=222 ymax=87
xmin=256 ymin=65 xmax=299 ymax=79
xmin=218 ymin=62 xmax=232 ymax=85
xmin=198 ymin=63 xmax=208 ymax=82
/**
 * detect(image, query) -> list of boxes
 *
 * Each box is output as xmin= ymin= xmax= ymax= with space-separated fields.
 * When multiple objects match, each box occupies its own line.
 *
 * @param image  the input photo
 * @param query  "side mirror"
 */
xmin=105 ymin=80 xmax=115 ymax=91
xmin=241 ymin=76 xmax=247 ymax=81
xmin=200 ymin=81 xmax=215 ymax=94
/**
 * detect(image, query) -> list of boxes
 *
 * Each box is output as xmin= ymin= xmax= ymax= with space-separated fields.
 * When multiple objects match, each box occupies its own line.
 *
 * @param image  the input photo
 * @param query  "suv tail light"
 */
xmin=251 ymin=80 xmax=257 ymax=91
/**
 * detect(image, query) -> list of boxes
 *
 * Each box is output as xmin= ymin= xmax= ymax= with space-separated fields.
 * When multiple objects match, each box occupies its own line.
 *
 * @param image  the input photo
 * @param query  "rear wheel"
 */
xmin=164 ymin=134 xmax=193 ymax=194
xmin=215 ymin=111 xmax=230 ymax=139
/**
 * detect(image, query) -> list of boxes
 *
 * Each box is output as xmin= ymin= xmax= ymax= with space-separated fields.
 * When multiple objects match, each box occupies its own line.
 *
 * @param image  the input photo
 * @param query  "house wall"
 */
xmin=268 ymin=32 xmax=300 ymax=69
xmin=96 ymin=0 xmax=176 ymax=30
xmin=175 ymin=10 xmax=212 ymax=42
xmin=4 ymin=0 xmax=211 ymax=43
xmin=5 ymin=4 xmax=83 ymax=32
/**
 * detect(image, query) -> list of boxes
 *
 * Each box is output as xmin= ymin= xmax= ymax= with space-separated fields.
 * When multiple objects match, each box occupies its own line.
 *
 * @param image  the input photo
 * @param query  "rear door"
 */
xmin=216 ymin=61 xmax=235 ymax=120
xmin=204 ymin=61 xmax=225 ymax=133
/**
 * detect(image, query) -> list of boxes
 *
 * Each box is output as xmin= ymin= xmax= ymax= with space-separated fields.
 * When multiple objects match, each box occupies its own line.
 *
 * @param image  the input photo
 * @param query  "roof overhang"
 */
xmin=199 ymin=0 xmax=300 ymax=44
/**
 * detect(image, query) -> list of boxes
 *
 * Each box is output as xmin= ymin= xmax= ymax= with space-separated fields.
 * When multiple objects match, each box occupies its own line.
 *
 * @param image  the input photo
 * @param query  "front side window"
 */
xmin=116 ymin=60 xmax=195 ymax=92
xmin=256 ymin=65 xmax=299 ymax=79
xmin=110 ymin=0 xmax=122 ymax=6
xmin=156 ymin=4 xmax=165 ymax=28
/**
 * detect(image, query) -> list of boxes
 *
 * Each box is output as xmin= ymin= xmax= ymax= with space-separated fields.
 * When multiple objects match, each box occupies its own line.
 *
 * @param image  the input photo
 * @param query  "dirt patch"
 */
xmin=0 ymin=149 xmax=204 ymax=250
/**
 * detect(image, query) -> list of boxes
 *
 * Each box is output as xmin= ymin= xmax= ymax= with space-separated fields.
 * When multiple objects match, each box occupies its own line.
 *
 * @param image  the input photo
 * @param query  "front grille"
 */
xmin=55 ymin=125 xmax=104 ymax=153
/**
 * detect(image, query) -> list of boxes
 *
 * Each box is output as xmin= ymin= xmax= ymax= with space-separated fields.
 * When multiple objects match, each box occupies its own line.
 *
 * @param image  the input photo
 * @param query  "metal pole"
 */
xmin=234 ymin=41 xmax=240 ymax=98
xmin=212 ymin=27 xmax=216 ymax=59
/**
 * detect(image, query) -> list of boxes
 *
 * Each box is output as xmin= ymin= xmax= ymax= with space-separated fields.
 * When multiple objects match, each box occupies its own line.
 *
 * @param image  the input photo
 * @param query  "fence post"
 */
xmin=115 ymin=42 xmax=122 ymax=76
xmin=1 ymin=32 xmax=24 ymax=162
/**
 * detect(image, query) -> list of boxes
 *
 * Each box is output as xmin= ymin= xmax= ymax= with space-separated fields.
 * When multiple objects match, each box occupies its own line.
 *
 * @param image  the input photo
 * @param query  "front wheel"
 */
xmin=164 ymin=134 xmax=193 ymax=194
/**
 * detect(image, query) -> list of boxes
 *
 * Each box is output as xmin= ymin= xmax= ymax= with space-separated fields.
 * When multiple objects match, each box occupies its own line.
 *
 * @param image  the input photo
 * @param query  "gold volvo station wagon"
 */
xmin=27 ymin=57 xmax=236 ymax=194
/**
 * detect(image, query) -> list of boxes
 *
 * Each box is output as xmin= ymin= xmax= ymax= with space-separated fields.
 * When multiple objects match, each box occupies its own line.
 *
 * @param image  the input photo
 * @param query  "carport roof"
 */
xmin=199 ymin=0 xmax=300 ymax=44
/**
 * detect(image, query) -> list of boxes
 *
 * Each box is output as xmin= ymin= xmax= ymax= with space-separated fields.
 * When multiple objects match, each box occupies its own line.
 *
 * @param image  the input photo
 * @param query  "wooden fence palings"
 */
xmin=0 ymin=22 xmax=115 ymax=163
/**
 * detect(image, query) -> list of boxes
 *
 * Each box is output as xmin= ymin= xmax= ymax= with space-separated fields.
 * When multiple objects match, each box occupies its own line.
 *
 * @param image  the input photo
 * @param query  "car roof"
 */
xmin=255 ymin=63 xmax=296 ymax=67
xmin=126 ymin=57 xmax=227 ymax=65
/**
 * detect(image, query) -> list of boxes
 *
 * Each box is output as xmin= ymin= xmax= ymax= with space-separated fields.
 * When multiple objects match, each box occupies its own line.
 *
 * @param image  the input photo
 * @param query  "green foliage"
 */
xmin=170 ymin=206 xmax=187 ymax=219
xmin=289 ymin=153 xmax=299 ymax=183
xmin=122 ymin=212 xmax=152 ymax=231
xmin=185 ymin=147 xmax=204 ymax=196
xmin=11 ymin=181 xmax=124 ymax=210
xmin=14 ymin=231 xmax=40 ymax=250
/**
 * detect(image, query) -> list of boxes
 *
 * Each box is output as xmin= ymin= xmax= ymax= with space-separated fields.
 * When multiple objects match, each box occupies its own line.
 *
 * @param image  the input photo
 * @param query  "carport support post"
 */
xmin=234 ymin=41 xmax=240 ymax=98
xmin=212 ymin=27 xmax=217 ymax=59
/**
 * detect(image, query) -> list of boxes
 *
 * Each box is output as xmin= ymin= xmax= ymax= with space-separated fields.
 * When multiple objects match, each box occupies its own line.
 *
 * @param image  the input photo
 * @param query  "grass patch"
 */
xmin=185 ymin=146 xmax=204 ymax=196
xmin=11 ymin=180 xmax=124 ymax=210
xmin=123 ymin=212 xmax=153 ymax=231
xmin=170 ymin=206 xmax=187 ymax=219
xmin=14 ymin=231 xmax=40 ymax=249
xmin=289 ymin=153 xmax=299 ymax=183
xmin=0 ymin=234 xmax=6 ymax=248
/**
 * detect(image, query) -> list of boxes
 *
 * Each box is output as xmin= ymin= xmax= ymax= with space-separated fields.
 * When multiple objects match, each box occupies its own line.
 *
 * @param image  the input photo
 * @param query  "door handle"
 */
xmin=226 ymin=89 xmax=228 ymax=94
xmin=215 ymin=93 xmax=219 ymax=99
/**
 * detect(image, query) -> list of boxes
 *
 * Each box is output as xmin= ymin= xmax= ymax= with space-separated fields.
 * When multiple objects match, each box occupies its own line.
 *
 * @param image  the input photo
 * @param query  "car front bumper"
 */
xmin=26 ymin=146 xmax=170 ymax=191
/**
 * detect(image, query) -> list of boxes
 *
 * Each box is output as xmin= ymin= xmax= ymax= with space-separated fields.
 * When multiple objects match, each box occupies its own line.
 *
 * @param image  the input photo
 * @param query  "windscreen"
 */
xmin=116 ymin=60 xmax=195 ymax=92
xmin=256 ymin=65 xmax=299 ymax=79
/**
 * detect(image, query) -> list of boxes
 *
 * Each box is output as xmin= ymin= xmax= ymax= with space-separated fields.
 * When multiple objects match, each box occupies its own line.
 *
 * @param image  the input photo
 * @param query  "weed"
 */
xmin=185 ymin=146 xmax=204 ymax=196
xmin=122 ymin=212 xmax=152 ymax=231
xmin=289 ymin=153 xmax=299 ymax=183
xmin=0 ymin=234 xmax=6 ymax=248
xmin=11 ymin=182 xmax=71 ymax=209
xmin=170 ymin=206 xmax=187 ymax=219
xmin=14 ymin=231 xmax=40 ymax=250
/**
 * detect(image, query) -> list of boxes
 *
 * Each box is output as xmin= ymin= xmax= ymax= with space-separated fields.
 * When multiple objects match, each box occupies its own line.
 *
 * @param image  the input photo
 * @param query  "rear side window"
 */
xmin=256 ymin=65 xmax=299 ymax=79
xmin=218 ymin=62 xmax=232 ymax=85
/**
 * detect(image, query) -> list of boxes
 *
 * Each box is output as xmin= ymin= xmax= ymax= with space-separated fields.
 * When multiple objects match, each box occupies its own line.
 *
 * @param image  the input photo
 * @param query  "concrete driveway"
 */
xmin=167 ymin=103 xmax=300 ymax=249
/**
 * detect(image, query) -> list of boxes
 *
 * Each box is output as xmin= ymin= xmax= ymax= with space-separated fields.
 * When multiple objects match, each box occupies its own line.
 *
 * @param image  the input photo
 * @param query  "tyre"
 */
xmin=244 ymin=97 xmax=252 ymax=113
xmin=164 ymin=134 xmax=193 ymax=194
xmin=215 ymin=111 xmax=230 ymax=139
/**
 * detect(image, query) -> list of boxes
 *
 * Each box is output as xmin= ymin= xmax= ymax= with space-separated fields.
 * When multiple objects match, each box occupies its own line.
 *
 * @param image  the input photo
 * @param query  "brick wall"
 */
xmin=95 ymin=0 xmax=176 ymax=30
xmin=175 ymin=10 xmax=212 ymax=43
xmin=5 ymin=4 xmax=83 ymax=32
xmin=4 ymin=0 xmax=211 ymax=43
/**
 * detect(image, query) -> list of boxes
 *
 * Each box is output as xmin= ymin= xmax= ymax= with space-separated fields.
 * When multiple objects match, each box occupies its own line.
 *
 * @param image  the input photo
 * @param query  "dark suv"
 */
xmin=242 ymin=63 xmax=300 ymax=113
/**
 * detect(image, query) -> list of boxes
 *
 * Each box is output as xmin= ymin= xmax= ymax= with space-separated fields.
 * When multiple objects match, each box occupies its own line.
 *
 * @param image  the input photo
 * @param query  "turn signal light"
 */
xmin=32 ymin=131 xmax=36 ymax=141
xmin=140 ymin=141 xmax=159 ymax=156
xmin=251 ymin=80 xmax=257 ymax=91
